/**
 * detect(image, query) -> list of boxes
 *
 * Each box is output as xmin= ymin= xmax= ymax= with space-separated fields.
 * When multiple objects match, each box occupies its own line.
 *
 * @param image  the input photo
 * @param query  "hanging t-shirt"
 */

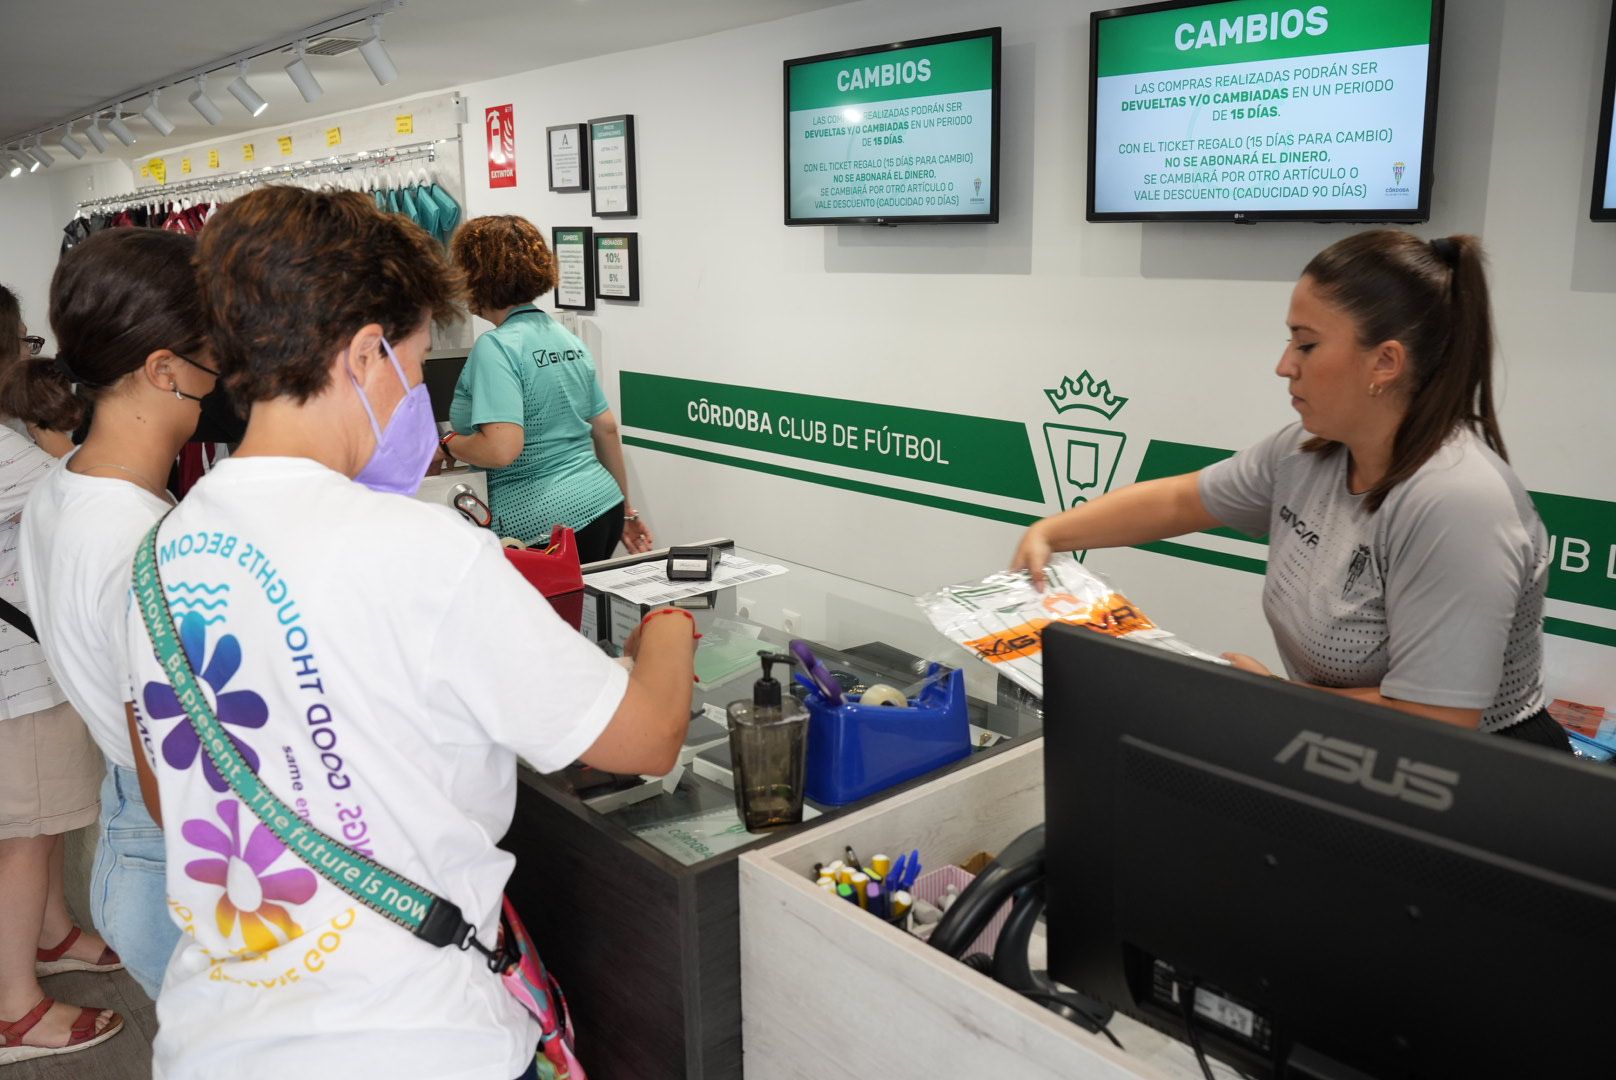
xmin=0 ymin=428 xmax=65 ymax=720
xmin=19 ymin=456 xmax=170 ymax=765
xmin=428 ymin=184 xmax=461 ymax=243
xmin=448 ymin=309 xmax=622 ymax=543
xmin=412 ymin=185 xmax=440 ymax=238
xmin=1198 ymin=422 xmax=1548 ymax=731
xmin=124 ymin=456 xmax=628 ymax=1080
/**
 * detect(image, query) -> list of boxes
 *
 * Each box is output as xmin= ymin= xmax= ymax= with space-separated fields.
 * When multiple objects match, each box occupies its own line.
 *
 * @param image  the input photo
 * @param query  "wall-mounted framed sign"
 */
xmin=589 ymin=114 xmax=638 ymax=217
xmin=595 ymin=232 xmax=640 ymax=301
xmin=552 ymin=226 xmax=595 ymax=310
xmin=547 ymin=123 xmax=589 ymax=192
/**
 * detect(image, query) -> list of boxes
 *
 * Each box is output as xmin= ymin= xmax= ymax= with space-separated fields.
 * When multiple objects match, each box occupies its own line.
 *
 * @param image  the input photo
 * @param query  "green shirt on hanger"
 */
xmin=428 ymin=185 xmax=461 ymax=243
xmin=413 ymin=186 xmax=440 ymax=238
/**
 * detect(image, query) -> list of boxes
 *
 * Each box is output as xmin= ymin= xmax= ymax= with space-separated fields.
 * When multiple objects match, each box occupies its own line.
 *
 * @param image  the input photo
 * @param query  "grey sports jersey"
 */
xmin=1199 ymin=423 xmax=1548 ymax=731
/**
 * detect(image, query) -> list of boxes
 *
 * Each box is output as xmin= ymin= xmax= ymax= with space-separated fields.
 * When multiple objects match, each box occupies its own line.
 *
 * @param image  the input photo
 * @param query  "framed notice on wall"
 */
xmin=595 ymin=232 xmax=639 ymax=301
xmin=589 ymin=114 xmax=638 ymax=216
xmin=547 ymin=123 xmax=589 ymax=192
xmin=553 ymin=227 xmax=595 ymax=310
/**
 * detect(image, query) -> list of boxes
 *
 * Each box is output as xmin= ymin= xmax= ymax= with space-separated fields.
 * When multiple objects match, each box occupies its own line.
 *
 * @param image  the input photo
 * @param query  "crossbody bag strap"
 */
xmin=0 ymin=597 xmax=37 ymax=642
xmin=131 ymin=519 xmax=508 ymax=969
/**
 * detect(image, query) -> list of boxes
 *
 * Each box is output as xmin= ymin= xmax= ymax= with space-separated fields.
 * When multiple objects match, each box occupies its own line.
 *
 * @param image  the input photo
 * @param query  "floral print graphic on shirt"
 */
xmin=143 ymin=610 xmax=268 ymax=792
xmin=183 ymin=799 xmax=318 ymax=954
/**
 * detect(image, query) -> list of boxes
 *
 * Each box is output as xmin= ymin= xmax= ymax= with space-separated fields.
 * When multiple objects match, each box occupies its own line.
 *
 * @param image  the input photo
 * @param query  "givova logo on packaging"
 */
xmin=1041 ymin=371 xmax=1130 ymax=511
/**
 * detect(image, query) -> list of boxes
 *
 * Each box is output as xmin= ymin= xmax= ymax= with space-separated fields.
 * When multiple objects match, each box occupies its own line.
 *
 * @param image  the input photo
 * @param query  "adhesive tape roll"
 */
xmin=860 ymin=684 xmax=909 ymax=708
xmin=500 ymin=537 xmax=527 ymax=550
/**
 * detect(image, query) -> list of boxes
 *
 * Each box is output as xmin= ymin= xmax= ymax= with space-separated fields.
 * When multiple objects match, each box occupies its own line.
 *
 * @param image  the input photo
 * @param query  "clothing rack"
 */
xmin=75 ymin=137 xmax=458 ymax=214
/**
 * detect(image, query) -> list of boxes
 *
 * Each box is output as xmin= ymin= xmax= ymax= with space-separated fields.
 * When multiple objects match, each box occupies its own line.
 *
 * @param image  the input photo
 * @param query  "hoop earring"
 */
xmin=1368 ymin=383 xmax=1383 ymax=398
xmin=172 ymin=385 xmax=185 ymax=401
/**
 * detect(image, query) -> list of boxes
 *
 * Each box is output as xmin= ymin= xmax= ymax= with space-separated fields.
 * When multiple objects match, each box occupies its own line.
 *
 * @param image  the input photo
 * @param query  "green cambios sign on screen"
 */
xmin=788 ymin=35 xmax=995 ymax=111
xmin=1096 ymin=0 xmax=1433 ymax=78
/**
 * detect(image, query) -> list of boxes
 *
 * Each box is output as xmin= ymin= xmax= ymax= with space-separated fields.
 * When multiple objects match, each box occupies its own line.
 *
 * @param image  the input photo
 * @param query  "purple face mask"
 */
xmin=350 ymin=337 xmax=437 ymax=496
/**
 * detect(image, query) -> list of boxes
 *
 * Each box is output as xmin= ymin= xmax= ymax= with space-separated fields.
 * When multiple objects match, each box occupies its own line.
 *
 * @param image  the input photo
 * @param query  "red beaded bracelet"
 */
xmin=639 ymin=608 xmax=702 ymax=681
xmin=640 ymin=607 xmax=702 ymax=640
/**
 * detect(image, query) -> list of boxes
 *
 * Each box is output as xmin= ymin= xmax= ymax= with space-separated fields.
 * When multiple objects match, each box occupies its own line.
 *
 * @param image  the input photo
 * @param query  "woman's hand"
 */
xmin=1010 ymin=521 xmax=1055 ymax=591
xmin=425 ymin=447 xmax=450 ymax=478
xmin=622 ymin=512 xmax=654 ymax=554
xmin=1222 ymin=652 xmax=1275 ymax=677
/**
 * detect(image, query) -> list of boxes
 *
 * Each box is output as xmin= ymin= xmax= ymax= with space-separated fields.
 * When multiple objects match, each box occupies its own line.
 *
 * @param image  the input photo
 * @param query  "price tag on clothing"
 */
xmin=207 ymin=149 xmax=219 ymax=169
xmin=278 ymin=136 xmax=294 ymax=156
xmin=326 ymin=127 xmax=342 ymax=148
xmin=395 ymin=114 xmax=414 ymax=135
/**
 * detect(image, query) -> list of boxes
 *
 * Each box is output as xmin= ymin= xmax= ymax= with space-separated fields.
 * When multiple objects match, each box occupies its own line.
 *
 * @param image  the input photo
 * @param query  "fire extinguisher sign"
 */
xmin=487 ymin=104 xmax=516 ymax=188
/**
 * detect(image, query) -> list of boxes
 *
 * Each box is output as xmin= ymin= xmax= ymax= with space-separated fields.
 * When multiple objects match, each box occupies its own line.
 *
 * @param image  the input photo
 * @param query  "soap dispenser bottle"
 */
xmin=726 ymin=651 xmax=810 ymax=831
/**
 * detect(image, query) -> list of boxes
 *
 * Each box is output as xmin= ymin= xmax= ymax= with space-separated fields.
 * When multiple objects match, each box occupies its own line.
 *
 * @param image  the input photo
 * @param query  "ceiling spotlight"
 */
xmin=30 ymin=137 xmax=54 ymax=168
xmin=83 ymin=114 xmax=109 ymax=153
xmin=188 ymin=76 xmax=224 ymax=125
xmin=285 ymin=40 xmax=324 ymax=103
xmin=228 ymin=60 xmax=269 ymax=117
xmin=358 ymin=15 xmax=398 ymax=86
xmin=107 ymin=106 xmax=137 ymax=146
xmin=142 ymin=88 xmax=176 ymax=136
xmin=57 ymin=126 xmax=88 ymax=160
xmin=4 ymin=151 xmax=24 ymax=179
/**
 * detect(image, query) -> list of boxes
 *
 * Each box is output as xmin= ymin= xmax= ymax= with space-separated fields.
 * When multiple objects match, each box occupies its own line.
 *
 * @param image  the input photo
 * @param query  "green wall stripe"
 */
xmin=623 ymin=436 xmax=1040 ymax=527
xmin=1135 ymin=539 xmax=1269 ymax=576
xmin=1544 ymin=618 xmax=1616 ymax=650
xmin=627 ymin=434 xmax=1611 ymax=648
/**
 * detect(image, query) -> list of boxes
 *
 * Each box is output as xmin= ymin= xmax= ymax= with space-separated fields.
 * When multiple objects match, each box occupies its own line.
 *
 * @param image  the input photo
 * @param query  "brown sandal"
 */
xmin=0 ymin=997 xmax=124 ymax=1064
xmin=35 ymin=926 xmax=124 ymax=977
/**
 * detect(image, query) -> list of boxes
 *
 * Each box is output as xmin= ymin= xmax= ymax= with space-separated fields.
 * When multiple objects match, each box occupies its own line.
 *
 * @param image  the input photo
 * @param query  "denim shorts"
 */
xmin=90 ymin=764 xmax=180 ymax=998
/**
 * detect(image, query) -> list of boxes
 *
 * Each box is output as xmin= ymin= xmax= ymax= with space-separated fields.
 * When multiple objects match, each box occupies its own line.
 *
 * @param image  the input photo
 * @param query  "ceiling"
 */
xmin=0 ymin=0 xmax=855 ymax=156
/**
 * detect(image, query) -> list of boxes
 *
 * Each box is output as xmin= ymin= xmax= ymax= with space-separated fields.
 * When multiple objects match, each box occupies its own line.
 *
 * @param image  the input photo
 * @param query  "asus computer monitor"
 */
xmin=1042 ymin=624 xmax=1616 ymax=1079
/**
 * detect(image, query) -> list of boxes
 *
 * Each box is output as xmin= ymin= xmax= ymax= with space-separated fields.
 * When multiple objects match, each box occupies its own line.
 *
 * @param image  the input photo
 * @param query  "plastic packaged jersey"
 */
xmin=918 ymin=560 xmax=1225 ymax=698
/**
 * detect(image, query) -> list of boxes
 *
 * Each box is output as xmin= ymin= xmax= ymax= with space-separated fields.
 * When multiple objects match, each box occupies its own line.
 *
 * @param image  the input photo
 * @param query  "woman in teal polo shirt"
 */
xmin=443 ymin=215 xmax=653 ymax=559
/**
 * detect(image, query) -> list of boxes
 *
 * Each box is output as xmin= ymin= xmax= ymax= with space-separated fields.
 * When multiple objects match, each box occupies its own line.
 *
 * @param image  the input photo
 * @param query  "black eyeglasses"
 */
xmin=21 ymin=336 xmax=44 ymax=357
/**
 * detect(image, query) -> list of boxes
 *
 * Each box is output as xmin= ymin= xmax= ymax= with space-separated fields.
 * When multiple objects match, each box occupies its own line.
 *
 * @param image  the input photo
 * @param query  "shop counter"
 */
xmin=500 ymin=541 xmax=1041 ymax=1080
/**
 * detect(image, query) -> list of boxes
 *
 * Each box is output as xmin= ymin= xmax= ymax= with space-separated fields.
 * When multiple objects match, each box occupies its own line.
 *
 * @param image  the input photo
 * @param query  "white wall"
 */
xmin=455 ymin=0 xmax=1616 ymax=706
xmin=0 ymin=159 xmax=128 ymax=351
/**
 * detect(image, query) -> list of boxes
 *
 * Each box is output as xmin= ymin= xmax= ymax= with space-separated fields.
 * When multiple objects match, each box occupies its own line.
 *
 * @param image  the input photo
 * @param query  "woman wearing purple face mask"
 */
xmin=124 ymin=186 xmax=696 ymax=1080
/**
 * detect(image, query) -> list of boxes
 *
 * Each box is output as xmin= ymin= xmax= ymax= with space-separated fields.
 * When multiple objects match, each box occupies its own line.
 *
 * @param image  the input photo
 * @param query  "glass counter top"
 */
xmin=523 ymin=540 xmax=1042 ymax=867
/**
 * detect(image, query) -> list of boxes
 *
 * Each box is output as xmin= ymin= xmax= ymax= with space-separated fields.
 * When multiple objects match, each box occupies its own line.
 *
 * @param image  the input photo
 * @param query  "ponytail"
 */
xmin=0 ymin=355 xmax=86 ymax=433
xmin=37 ymin=228 xmax=206 ymax=436
xmin=1300 ymin=230 xmax=1503 ymax=512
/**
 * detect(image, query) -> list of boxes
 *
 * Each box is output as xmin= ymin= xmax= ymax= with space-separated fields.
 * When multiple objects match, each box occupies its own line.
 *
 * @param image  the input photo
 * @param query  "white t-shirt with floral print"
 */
xmin=127 ymin=456 xmax=626 ymax=1080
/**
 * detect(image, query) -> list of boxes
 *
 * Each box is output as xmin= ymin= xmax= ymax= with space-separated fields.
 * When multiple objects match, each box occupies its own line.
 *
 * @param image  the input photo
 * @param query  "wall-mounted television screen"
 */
xmin=1088 ymin=0 xmax=1444 ymax=223
xmin=1592 ymin=3 xmax=1616 ymax=221
xmin=784 ymin=27 xmax=1001 ymax=225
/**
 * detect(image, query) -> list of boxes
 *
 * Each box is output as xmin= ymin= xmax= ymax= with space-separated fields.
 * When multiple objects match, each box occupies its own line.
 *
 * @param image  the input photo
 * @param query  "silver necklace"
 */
xmin=75 ymin=462 xmax=176 ymax=504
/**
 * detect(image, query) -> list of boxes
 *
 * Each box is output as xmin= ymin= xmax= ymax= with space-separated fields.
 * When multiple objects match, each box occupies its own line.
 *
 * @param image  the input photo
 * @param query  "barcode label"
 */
xmin=638 ymin=566 xmax=776 ymax=606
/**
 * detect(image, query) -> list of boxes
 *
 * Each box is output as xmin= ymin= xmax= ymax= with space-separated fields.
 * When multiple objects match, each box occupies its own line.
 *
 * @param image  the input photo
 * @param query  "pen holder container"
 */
xmin=804 ymin=667 xmax=970 ymax=806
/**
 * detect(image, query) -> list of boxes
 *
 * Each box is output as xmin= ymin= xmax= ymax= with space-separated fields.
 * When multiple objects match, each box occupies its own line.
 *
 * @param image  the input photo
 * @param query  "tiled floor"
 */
xmin=6 ymin=969 xmax=154 ymax=1080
